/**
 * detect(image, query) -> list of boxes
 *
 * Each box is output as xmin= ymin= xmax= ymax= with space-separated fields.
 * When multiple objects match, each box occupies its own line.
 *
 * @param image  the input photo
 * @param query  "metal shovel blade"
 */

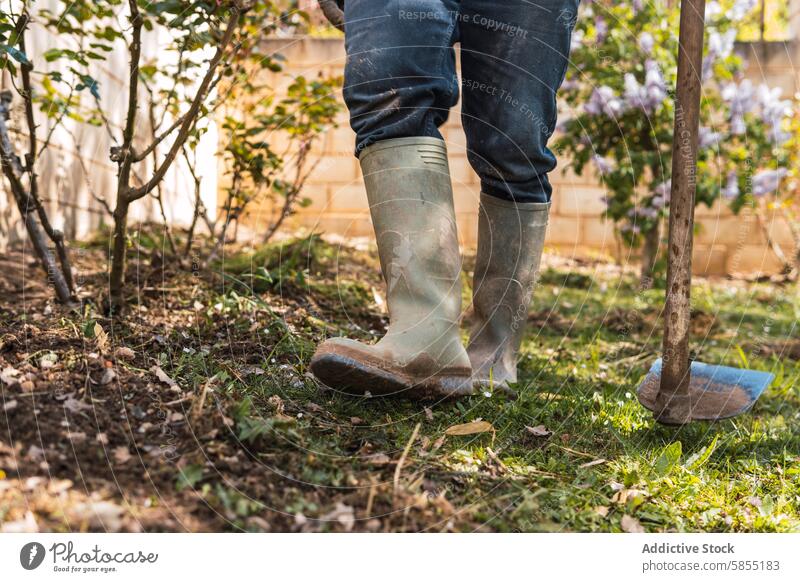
xmin=637 ymin=358 xmax=774 ymax=421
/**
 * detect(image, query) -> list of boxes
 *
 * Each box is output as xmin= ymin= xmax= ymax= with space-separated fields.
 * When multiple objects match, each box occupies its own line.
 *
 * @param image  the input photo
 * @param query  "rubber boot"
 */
xmin=467 ymin=194 xmax=550 ymax=393
xmin=310 ymin=137 xmax=472 ymax=399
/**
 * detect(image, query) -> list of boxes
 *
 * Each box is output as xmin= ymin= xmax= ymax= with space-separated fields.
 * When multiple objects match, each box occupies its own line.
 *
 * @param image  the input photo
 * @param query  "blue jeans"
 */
xmin=343 ymin=0 xmax=579 ymax=204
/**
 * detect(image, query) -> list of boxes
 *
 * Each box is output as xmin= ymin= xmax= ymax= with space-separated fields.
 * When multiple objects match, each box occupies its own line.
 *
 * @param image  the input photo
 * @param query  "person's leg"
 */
xmin=343 ymin=0 xmax=462 ymax=155
xmin=311 ymin=1 xmax=473 ymax=398
xmin=459 ymin=0 xmax=578 ymax=389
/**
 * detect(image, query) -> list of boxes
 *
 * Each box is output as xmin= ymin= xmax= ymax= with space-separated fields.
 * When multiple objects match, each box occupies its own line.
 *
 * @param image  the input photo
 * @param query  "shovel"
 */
xmin=636 ymin=0 xmax=774 ymax=425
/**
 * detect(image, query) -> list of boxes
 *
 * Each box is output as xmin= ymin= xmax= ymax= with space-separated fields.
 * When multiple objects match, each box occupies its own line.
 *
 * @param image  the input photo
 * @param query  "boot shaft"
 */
xmin=469 ymin=193 xmax=550 ymax=382
xmin=359 ymin=137 xmax=464 ymax=332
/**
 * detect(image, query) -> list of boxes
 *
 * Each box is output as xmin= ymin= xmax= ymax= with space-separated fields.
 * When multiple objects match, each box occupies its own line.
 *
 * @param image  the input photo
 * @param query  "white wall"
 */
xmin=0 ymin=0 xmax=218 ymax=250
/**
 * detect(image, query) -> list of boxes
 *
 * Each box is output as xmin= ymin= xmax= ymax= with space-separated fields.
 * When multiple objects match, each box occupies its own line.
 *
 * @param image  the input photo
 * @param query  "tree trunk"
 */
xmin=109 ymin=200 xmax=130 ymax=312
xmin=640 ymin=221 xmax=661 ymax=285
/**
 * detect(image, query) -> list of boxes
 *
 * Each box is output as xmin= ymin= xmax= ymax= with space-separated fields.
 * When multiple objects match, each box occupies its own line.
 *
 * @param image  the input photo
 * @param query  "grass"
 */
xmin=2 ymin=231 xmax=798 ymax=532
xmin=171 ymin=234 xmax=800 ymax=532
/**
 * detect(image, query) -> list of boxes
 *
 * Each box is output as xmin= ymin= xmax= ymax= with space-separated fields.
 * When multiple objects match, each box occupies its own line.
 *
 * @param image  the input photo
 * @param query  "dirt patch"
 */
xmin=0 ymin=237 xmax=478 ymax=532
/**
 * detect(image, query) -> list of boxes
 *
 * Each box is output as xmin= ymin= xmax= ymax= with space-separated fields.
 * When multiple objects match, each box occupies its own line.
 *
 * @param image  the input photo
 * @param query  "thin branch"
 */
xmin=36 ymin=84 xmax=75 ymax=159
xmin=127 ymin=10 xmax=240 ymax=202
xmin=0 ymin=92 xmax=75 ymax=304
xmin=16 ymin=11 xmax=77 ymax=295
xmin=112 ymin=0 xmax=143 ymax=178
xmin=132 ymin=110 xmax=188 ymax=162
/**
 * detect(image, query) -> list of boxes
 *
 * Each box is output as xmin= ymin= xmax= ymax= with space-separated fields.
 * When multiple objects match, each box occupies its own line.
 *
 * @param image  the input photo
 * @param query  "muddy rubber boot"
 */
xmin=467 ymin=194 xmax=550 ymax=394
xmin=310 ymin=137 xmax=472 ymax=399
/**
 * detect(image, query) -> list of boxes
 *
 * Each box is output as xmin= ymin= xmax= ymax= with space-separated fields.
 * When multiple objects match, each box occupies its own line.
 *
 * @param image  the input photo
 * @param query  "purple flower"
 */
xmin=592 ymin=154 xmax=614 ymax=176
xmin=727 ymin=0 xmax=758 ymax=22
xmin=705 ymin=1 xmax=722 ymax=20
xmin=623 ymin=74 xmax=646 ymax=109
xmin=585 ymin=86 xmax=624 ymax=117
xmin=710 ymin=29 xmax=737 ymax=60
xmin=653 ymin=180 xmax=671 ymax=202
xmin=723 ymin=171 xmax=739 ymax=199
xmin=751 ymin=168 xmax=787 ymax=197
xmin=570 ymin=28 xmax=585 ymax=53
xmin=756 ymin=84 xmax=792 ymax=144
xmin=595 ymin=17 xmax=608 ymax=43
xmin=722 ymin=80 xmax=755 ymax=134
xmin=639 ymin=32 xmax=654 ymax=55
xmin=644 ymin=60 xmax=668 ymax=110
xmin=561 ymin=79 xmax=580 ymax=91
xmin=704 ymin=29 xmax=738 ymax=78
xmin=699 ymin=126 xmax=723 ymax=149
xmin=622 ymin=61 xmax=667 ymax=114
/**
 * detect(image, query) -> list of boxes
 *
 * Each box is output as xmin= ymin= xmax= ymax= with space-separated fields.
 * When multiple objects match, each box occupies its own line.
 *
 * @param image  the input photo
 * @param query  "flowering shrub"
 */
xmin=555 ymin=0 xmax=793 ymax=279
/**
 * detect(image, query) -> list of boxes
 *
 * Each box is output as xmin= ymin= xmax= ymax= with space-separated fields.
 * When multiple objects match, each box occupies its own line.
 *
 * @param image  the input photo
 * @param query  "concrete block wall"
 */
xmin=240 ymin=37 xmax=800 ymax=276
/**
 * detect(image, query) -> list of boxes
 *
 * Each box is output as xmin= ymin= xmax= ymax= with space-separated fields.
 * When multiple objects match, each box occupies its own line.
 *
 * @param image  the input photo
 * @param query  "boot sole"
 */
xmin=310 ymin=351 xmax=473 ymax=400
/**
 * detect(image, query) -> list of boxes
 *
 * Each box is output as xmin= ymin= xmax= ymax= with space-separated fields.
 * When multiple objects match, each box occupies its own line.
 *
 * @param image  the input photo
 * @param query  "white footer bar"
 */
xmin=1 ymin=533 xmax=798 ymax=581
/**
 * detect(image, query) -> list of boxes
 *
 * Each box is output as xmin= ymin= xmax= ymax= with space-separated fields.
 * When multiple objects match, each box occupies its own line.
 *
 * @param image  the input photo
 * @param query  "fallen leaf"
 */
xmin=579 ymin=458 xmax=607 ymax=469
xmin=1 ymin=511 xmax=39 ymax=533
xmin=350 ymin=416 xmax=364 ymax=426
xmin=320 ymin=502 xmax=355 ymax=532
xmin=0 ymin=367 xmax=20 ymax=386
xmin=95 ymin=433 xmax=109 ymax=445
xmin=151 ymin=365 xmax=177 ymax=388
xmin=39 ymin=352 xmax=58 ymax=369
xmin=595 ymin=506 xmax=610 ymax=518
xmin=115 ymin=347 xmax=135 ymax=361
xmin=612 ymin=488 xmax=648 ymax=505
xmin=63 ymin=395 xmax=92 ymax=413
xmin=94 ymin=322 xmax=109 ymax=353
xmin=3 ymin=399 xmax=17 ymax=411
xmin=366 ymin=453 xmax=391 ymax=465
xmin=526 ymin=424 xmax=552 ymax=437
xmin=621 ymin=514 xmax=645 ymax=533
xmin=445 ymin=420 xmax=494 ymax=436
xmin=113 ymin=446 xmax=132 ymax=464
xmin=68 ymin=500 xmax=125 ymax=532
xmin=95 ymin=368 xmax=117 ymax=386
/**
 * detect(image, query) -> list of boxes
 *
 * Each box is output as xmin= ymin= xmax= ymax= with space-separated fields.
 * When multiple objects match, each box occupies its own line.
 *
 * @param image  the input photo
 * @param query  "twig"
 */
xmin=190 ymin=375 xmax=216 ymax=421
xmin=393 ymin=422 xmax=421 ymax=497
xmin=127 ymin=10 xmax=240 ymax=202
xmin=485 ymin=447 xmax=509 ymax=474
xmin=364 ymin=474 xmax=378 ymax=518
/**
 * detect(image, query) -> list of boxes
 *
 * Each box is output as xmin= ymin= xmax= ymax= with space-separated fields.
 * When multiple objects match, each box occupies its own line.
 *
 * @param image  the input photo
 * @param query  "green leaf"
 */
xmin=684 ymin=435 xmax=719 ymax=470
xmin=82 ymin=319 xmax=97 ymax=338
xmin=42 ymin=48 xmax=64 ymax=62
xmin=0 ymin=44 xmax=30 ymax=65
xmin=175 ymin=464 xmax=204 ymax=491
xmin=653 ymin=441 xmax=682 ymax=478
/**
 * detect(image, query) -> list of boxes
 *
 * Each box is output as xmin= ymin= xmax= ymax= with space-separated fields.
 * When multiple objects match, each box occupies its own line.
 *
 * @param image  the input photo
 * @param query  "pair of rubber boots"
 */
xmin=310 ymin=137 xmax=549 ymax=399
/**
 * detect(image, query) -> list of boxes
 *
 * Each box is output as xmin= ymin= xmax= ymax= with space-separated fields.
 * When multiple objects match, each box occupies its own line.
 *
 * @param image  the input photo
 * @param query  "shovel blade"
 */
xmin=637 ymin=358 xmax=774 ymax=421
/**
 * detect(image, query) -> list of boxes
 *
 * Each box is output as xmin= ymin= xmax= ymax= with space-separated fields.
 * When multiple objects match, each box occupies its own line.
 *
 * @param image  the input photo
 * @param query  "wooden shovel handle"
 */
xmin=657 ymin=0 xmax=706 ymax=424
